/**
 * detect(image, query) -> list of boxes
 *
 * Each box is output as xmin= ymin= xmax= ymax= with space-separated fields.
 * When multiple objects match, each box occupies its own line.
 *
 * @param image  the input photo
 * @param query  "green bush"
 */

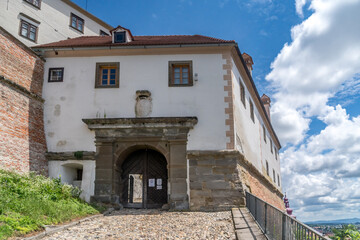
xmin=0 ymin=170 xmax=100 ymax=240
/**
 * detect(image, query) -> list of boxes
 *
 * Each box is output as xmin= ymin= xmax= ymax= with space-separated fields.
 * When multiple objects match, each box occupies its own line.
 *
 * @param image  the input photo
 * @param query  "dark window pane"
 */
xmin=110 ymin=69 xmax=116 ymax=74
xmin=102 ymin=80 xmax=107 ymax=85
xmin=110 ymin=80 xmax=115 ymax=85
xmin=72 ymin=18 xmax=77 ymax=27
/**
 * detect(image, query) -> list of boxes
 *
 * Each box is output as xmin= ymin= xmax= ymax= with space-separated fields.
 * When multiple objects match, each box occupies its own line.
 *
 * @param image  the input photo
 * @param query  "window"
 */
xmin=24 ymin=0 xmax=41 ymax=8
xmin=19 ymin=20 xmax=37 ymax=42
xmin=270 ymin=140 xmax=273 ymax=153
xmin=48 ymin=68 xmax=64 ymax=82
xmin=249 ymin=99 xmax=254 ymax=122
xmin=275 ymin=148 xmax=278 ymax=160
xmin=95 ymin=62 xmax=119 ymax=88
xmin=263 ymin=125 xmax=267 ymax=143
xmin=266 ymin=161 xmax=269 ymax=176
xmin=277 ymin=174 xmax=280 ymax=187
xmin=168 ymin=61 xmax=193 ymax=86
xmin=70 ymin=13 xmax=84 ymax=33
xmin=273 ymin=169 xmax=276 ymax=183
xmin=100 ymin=30 xmax=109 ymax=36
xmin=240 ymin=80 xmax=245 ymax=107
xmin=114 ymin=32 xmax=126 ymax=43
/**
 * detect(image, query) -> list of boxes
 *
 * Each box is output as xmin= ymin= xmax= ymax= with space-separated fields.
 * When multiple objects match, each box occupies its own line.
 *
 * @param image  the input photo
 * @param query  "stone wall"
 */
xmin=0 ymin=27 xmax=47 ymax=174
xmin=188 ymin=150 xmax=284 ymax=211
xmin=188 ymin=151 xmax=245 ymax=210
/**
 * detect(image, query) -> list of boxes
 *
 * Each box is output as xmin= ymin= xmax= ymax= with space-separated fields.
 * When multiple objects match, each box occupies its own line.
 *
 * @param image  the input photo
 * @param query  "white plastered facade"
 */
xmin=0 ymin=0 xmax=111 ymax=47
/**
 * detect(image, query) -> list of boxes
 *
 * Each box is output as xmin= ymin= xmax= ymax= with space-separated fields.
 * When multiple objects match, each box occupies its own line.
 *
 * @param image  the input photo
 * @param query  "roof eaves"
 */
xmin=32 ymin=42 xmax=236 ymax=51
xmin=61 ymin=0 xmax=113 ymax=30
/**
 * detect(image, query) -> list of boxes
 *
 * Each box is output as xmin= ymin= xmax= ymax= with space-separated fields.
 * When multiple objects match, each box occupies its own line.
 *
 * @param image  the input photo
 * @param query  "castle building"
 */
xmin=31 ymin=25 xmax=283 ymax=209
xmin=1 ymin=0 xmax=284 ymax=210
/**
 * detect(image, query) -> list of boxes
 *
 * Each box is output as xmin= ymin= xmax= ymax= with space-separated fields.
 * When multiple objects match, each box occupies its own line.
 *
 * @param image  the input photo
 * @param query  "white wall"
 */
xmin=48 ymin=160 xmax=95 ymax=202
xmin=43 ymin=53 xmax=228 ymax=152
xmin=0 ymin=0 xmax=110 ymax=47
xmin=231 ymin=59 xmax=281 ymax=189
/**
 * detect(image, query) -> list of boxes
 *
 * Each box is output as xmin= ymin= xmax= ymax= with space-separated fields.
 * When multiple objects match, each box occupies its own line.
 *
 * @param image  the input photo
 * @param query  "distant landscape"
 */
xmin=306 ymin=218 xmax=360 ymax=225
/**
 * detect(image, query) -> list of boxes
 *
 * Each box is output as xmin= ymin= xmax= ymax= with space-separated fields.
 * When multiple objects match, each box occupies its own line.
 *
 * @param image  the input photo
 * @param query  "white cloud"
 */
xmin=295 ymin=0 xmax=308 ymax=17
xmin=266 ymin=0 xmax=360 ymax=221
xmin=267 ymin=0 xmax=360 ymax=146
xmin=280 ymin=106 xmax=360 ymax=221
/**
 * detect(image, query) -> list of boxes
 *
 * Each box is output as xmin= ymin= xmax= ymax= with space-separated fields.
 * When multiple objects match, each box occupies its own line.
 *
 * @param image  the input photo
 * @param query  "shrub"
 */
xmin=0 ymin=170 xmax=99 ymax=240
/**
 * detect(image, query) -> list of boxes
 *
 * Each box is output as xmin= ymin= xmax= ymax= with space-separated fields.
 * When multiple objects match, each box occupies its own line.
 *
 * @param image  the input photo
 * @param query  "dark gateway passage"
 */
xmin=121 ymin=149 xmax=168 ymax=208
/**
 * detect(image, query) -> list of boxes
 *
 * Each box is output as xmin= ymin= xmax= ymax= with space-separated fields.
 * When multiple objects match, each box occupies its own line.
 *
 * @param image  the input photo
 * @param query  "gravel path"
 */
xmin=42 ymin=209 xmax=236 ymax=240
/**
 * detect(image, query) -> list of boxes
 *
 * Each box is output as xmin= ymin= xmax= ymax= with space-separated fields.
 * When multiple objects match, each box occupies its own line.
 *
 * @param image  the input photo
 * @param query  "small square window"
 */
xmin=249 ymin=99 xmax=255 ymax=123
xmin=169 ymin=61 xmax=193 ymax=87
xmin=114 ymin=32 xmax=126 ymax=43
xmin=95 ymin=62 xmax=119 ymax=88
xmin=24 ymin=0 xmax=41 ymax=8
xmin=48 ymin=68 xmax=64 ymax=82
xmin=70 ymin=13 xmax=84 ymax=33
xmin=240 ymin=80 xmax=246 ymax=107
xmin=19 ymin=20 xmax=38 ymax=42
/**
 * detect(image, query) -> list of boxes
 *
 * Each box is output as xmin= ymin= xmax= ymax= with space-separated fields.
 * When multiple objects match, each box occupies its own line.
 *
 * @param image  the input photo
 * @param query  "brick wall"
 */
xmin=0 ymin=27 xmax=47 ymax=174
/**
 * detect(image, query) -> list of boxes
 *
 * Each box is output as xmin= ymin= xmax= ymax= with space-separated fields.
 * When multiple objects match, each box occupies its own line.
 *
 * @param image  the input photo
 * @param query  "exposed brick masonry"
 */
xmin=0 ymin=27 xmax=47 ymax=174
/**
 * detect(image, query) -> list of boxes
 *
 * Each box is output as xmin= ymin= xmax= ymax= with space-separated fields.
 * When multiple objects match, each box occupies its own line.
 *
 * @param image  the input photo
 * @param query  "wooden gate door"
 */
xmin=121 ymin=149 xmax=168 ymax=208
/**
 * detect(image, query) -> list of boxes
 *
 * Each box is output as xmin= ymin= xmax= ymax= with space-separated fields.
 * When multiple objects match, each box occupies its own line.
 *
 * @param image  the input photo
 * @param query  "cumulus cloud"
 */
xmin=266 ymin=0 xmax=360 ymax=221
xmin=267 ymin=0 xmax=360 ymax=146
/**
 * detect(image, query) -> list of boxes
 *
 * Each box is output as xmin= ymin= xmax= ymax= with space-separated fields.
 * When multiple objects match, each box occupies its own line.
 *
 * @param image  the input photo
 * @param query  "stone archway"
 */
xmin=121 ymin=149 xmax=168 ymax=208
xmin=82 ymin=117 xmax=197 ymax=209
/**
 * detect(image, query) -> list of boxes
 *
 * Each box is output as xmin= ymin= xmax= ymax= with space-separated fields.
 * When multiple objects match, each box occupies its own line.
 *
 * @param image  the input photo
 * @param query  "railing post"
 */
xmin=264 ymin=203 xmax=267 ymax=235
xmin=255 ymin=197 xmax=257 ymax=220
xmin=282 ymin=214 xmax=286 ymax=240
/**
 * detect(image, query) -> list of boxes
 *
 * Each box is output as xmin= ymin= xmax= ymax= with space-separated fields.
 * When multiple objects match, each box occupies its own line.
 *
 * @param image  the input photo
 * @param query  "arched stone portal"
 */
xmin=121 ymin=149 xmax=168 ymax=208
xmin=82 ymin=117 xmax=197 ymax=210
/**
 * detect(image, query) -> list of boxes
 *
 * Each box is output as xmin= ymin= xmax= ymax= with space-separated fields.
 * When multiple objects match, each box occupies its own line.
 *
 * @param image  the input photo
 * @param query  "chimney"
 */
xmin=242 ymin=52 xmax=254 ymax=76
xmin=261 ymin=94 xmax=271 ymax=121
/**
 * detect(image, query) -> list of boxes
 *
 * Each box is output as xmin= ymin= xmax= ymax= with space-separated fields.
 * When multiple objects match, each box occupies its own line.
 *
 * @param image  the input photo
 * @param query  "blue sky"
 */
xmin=71 ymin=0 xmax=360 ymax=222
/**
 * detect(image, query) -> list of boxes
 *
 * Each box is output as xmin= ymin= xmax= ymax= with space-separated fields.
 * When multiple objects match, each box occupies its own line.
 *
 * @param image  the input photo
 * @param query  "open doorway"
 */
xmin=121 ymin=149 xmax=167 ymax=208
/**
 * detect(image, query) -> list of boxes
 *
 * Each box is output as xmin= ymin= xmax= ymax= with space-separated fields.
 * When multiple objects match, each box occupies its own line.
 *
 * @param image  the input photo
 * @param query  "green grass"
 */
xmin=0 ymin=169 xmax=101 ymax=240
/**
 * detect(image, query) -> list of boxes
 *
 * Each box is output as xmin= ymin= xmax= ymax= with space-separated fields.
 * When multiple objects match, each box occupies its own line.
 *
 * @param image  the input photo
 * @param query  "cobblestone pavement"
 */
xmin=42 ymin=209 xmax=236 ymax=240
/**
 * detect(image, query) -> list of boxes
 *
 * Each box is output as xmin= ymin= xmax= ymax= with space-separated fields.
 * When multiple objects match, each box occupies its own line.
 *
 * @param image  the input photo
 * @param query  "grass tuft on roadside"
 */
xmin=0 ymin=169 xmax=100 ymax=239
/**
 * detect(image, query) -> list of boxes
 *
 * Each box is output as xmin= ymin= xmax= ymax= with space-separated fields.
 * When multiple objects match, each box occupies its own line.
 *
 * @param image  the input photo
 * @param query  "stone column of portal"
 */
xmin=92 ymin=140 xmax=114 ymax=203
xmin=169 ymin=140 xmax=188 ymax=209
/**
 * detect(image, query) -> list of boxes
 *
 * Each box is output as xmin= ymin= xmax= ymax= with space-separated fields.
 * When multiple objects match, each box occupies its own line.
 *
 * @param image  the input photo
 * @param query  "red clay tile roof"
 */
xmin=33 ymin=35 xmax=235 ymax=48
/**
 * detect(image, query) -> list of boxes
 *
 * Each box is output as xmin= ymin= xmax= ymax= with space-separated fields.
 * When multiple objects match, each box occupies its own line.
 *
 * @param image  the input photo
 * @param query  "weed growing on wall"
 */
xmin=0 ymin=170 xmax=100 ymax=239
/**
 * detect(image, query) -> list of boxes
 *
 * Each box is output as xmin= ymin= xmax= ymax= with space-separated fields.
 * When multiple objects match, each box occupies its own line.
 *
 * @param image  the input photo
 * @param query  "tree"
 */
xmin=331 ymin=224 xmax=360 ymax=240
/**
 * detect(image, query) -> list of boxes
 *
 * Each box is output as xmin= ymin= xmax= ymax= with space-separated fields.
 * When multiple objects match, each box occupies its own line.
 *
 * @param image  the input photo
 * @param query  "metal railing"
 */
xmin=246 ymin=192 xmax=329 ymax=240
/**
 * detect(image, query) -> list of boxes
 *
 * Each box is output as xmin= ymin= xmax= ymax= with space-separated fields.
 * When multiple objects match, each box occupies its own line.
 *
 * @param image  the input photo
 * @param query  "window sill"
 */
xmin=95 ymin=85 xmax=119 ymax=89
xmin=168 ymin=83 xmax=193 ymax=87
xmin=69 ymin=25 xmax=84 ymax=34
xmin=19 ymin=34 xmax=36 ymax=43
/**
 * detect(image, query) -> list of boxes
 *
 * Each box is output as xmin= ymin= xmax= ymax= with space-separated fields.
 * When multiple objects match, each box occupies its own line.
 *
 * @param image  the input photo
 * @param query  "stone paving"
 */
xmin=41 ymin=209 xmax=236 ymax=240
xmin=232 ymin=208 xmax=266 ymax=240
